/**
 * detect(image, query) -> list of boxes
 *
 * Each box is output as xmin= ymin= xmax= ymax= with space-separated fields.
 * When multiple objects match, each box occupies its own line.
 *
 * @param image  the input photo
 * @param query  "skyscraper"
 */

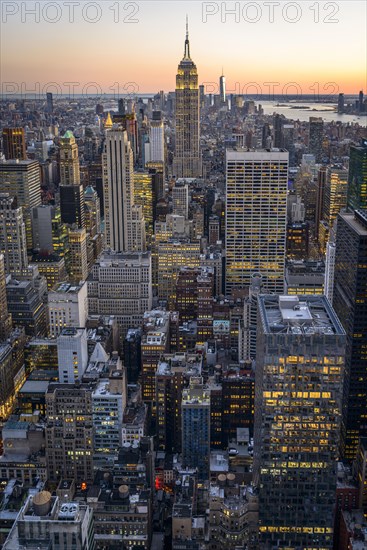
xmin=0 ymin=193 xmax=28 ymax=274
xmin=68 ymin=227 xmax=89 ymax=283
xmin=308 ymin=116 xmax=324 ymax=163
xmin=173 ymin=21 xmax=201 ymax=178
xmin=2 ymin=128 xmax=26 ymax=160
xmin=46 ymin=91 xmax=54 ymax=114
xmin=59 ymin=184 xmax=85 ymax=228
xmin=84 ymin=185 xmax=101 ymax=237
xmin=347 ymin=140 xmax=367 ymax=211
xmin=59 ymin=131 xmax=80 ymax=185
xmin=103 ymin=128 xmax=146 ymax=252
xmin=46 ymin=382 xmax=94 ymax=482
xmin=0 ymin=158 xmax=41 ymax=250
xmin=254 ymin=295 xmax=346 ymax=548
xmin=87 ymin=251 xmax=152 ymax=340
xmin=321 ymin=164 xmax=349 ymax=247
xmin=333 ymin=209 xmax=367 ymax=459
xmin=0 ymin=254 xmax=12 ymax=341
xmin=182 ymin=376 xmax=210 ymax=479
xmin=149 ymin=111 xmax=165 ymax=163
xmin=57 ymin=327 xmax=88 ymax=384
xmin=133 ymin=172 xmax=154 ymax=241
xmin=219 ymin=71 xmax=226 ymax=103
xmin=172 ymin=180 xmax=189 ymax=218
xmin=225 ymin=148 xmax=288 ymax=294
xmin=59 ymin=131 xmax=85 ymax=228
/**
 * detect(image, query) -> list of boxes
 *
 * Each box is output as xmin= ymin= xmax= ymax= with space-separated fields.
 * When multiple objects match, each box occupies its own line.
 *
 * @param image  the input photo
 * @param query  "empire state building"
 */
xmin=173 ymin=21 xmax=201 ymax=178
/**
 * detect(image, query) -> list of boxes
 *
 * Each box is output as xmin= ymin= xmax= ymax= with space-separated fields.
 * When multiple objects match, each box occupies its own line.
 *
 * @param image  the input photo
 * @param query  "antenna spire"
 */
xmin=184 ymin=16 xmax=190 ymax=58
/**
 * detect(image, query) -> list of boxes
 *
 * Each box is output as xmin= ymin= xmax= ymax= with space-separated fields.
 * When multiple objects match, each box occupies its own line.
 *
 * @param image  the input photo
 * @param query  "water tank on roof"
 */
xmin=33 ymin=491 xmax=52 ymax=516
xmin=118 ymin=485 xmax=129 ymax=500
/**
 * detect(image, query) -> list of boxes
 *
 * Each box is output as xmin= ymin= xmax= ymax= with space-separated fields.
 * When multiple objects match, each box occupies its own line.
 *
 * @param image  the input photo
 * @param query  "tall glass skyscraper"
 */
xmin=225 ymin=148 xmax=288 ymax=294
xmin=333 ymin=209 xmax=367 ymax=459
xmin=254 ymin=295 xmax=346 ymax=548
xmin=347 ymin=140 xmax=367 ymax=211
xmin=173 ymin=21 xmax=201 ymax=178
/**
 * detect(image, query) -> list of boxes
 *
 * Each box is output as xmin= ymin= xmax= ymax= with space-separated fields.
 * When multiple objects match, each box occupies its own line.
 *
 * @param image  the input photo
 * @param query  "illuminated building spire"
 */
xmin=104 ymin=111 xmax=113 ymax=129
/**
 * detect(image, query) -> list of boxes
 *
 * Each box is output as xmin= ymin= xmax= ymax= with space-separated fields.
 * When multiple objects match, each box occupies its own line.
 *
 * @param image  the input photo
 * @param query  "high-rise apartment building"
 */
xmin=347 ymin=140 xmax=367 ymax=211
xmin=333 ymin=210 xmax=367 ymax=459
xmin=45 ymin=383 xmax=94 ymax=482
xmin=308 ymin=116 xmax=324 ymax=162
xmin=225 ymin=149 xmax=288 ymax=294
xmin=103 ymin=128 xmax=146 ymax=252
xmin=254 ymin=295 xmax=345 ymax=548
xmin=2 ymin=128 xmax=26 ymax=160
xmin=173 ymin=23 xmax=201 ymax=178
xmin=182 ymin=376 xmax=210 ymax=479
xmin=0 ymin=193 xmax=28 ymax=274
xmin=0 ymin=158 xmax=41 ymax=250
xmin=87 ymin=251 xmax=152 ymax=340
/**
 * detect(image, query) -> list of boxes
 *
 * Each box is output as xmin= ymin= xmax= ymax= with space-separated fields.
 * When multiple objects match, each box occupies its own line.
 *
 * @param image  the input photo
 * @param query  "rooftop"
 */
xmin=259 ymin=295 xmax=345 ymax=336
xmin=50 ymin=281 xmax=85 ymax=294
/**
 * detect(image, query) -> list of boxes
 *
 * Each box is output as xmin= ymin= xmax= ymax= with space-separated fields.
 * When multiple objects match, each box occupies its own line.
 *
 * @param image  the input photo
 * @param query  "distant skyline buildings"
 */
xmin=1 ymin=3 xmax=365 ymax=94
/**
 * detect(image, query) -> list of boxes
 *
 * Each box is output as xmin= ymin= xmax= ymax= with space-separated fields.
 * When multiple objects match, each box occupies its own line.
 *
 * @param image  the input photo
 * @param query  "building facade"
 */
xmin=225 ymin=149 xmax=288 ymax=294
xmin=173 ymin=24 xmax=201 ymax=178
xmin=333 ymin=210 xmax=367 ymax=460
xmin=254 ymin=295 xmax=346 ymax=548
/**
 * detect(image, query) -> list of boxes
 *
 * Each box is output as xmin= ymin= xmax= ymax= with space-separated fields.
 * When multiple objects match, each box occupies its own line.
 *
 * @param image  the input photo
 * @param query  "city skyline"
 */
xmin=1 ymin=1 xmax=366 ymax=95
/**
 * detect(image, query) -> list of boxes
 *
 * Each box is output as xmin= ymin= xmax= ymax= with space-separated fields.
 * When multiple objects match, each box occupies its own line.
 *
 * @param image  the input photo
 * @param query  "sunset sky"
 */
xmin=1 ymin=0 xmax=366 ymax=96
